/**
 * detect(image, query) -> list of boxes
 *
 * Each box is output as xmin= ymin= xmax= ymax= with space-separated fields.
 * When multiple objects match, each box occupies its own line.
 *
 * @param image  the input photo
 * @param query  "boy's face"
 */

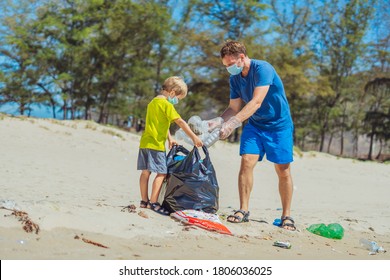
xmin=177 ymin=93 xmax=186 ymax=100
xmin=170 ymin=91 xmax=186 ymax=100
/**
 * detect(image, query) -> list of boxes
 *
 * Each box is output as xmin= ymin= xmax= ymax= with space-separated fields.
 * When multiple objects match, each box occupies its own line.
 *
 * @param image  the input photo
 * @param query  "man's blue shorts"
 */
xmin=240 ymin=123 xmax=294 ymax=164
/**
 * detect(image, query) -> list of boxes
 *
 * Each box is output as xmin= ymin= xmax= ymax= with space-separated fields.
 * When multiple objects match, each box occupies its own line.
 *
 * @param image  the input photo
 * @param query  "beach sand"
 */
xmin=1 ymin=114 xmax=389 ymax=260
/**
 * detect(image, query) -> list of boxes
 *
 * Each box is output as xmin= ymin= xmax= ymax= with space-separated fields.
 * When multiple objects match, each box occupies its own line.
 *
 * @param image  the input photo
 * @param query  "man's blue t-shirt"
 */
xmin=230 ymin=59 xmax=293 ymax=131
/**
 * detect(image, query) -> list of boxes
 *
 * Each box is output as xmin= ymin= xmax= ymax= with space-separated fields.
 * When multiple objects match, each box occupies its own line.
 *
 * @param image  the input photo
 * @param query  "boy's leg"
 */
xmin=149 ymin=173 xmax=170 ymax=215
xmin=150 ymin=173 xmax=166 ymax=203
xmin=139 ymin=170 xmax=151 ymax=203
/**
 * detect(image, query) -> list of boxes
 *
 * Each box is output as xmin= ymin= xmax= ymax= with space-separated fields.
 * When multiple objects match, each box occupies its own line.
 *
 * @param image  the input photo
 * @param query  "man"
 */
xmin=218 ymin=40 xmax=296 ymax=230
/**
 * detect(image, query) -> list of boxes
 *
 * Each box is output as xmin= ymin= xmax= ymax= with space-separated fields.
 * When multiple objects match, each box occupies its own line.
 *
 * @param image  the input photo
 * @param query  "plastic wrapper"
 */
xmin=306 ymin=223 xmax=344 ymax=239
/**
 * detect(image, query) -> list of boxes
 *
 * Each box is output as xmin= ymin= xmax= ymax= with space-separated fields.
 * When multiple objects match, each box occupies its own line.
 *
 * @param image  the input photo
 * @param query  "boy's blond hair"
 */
xmin=162 ymin=76 xmax=188 ymax=97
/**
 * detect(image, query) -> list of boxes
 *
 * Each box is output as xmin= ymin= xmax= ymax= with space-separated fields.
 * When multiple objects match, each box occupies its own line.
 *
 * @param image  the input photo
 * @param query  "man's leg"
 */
xmin=227 ymin=154 xmax=259 ymax=222
xmin=274 ymin=163 xmax=294 ymax=230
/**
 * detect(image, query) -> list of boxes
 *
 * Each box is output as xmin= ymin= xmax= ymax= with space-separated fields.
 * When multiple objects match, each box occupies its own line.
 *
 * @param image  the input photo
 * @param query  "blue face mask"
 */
xmin=226 ymin=61 xmax=243 ymax=75
xmin=168 ymin=96 xmax=179 ymax=105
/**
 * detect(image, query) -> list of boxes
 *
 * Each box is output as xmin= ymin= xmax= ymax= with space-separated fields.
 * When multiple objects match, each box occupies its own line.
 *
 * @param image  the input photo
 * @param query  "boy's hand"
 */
xmin=169 ymin=139 xmax=178 ymax=149
xmin=192 ymin=136 xmax=203 ymax=147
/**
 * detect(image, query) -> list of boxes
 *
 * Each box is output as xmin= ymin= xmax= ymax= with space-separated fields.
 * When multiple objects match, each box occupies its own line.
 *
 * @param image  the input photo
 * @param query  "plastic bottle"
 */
xmin=175 ymin=128 xmax=220 ymax=148
xmin=203 ymin=129 xmax=220 ymax=147
xmin=188 ymin=116 xmax=209 ymax=135
xmin=306 ymin=223 xmax=344 ymax=239
xmin=175 ymin=129 xmax=194 ymax=146
xmin=175 ymin=115 xmax=221 ymax=148
xmin=359 ymin=238 xmax=385 ymax=254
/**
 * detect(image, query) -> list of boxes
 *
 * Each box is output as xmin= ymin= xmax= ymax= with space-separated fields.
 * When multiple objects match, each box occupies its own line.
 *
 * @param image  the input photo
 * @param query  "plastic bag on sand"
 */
xmin=306 ymin=223 xmax=344 ymax=239
xmin=161 ymin=145 xmax=219 ymax=214
xmin=171 ymin=209 xmax=232 ymax=235
xmin=0 ymin=199 xmax=21 ymax=211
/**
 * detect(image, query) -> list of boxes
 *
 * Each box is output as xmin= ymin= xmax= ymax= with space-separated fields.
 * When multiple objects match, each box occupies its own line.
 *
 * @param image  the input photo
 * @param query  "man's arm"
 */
xmin=219 ymin=85 xmax=269 ymax=139
xmin=221 ymin=98 xmax=243 ymax=121
xmin=235 ymin=85 xmax=269 ymax=122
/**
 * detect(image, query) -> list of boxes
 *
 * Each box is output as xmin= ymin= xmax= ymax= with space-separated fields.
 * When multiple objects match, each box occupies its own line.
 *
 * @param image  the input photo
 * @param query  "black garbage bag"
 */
xmin=161 ymin=145 xmax=219 ymax=213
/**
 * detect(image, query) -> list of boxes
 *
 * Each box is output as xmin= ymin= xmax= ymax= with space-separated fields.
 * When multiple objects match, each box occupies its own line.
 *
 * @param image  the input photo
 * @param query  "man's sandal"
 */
xmin=280 ymin=216 xmax=296 ymax=231
xmin=227 ymin=210 xmax=250 ymax=223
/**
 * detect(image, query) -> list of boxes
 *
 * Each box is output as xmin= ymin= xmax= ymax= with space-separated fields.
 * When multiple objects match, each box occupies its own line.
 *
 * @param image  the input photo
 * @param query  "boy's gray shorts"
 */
xmin=137 ymin=148 xmax=167 ymax=174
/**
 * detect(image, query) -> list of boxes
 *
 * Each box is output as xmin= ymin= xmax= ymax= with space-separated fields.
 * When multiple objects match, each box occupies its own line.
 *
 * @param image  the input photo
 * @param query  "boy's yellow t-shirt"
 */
xmin=139 ymin=97 xmax=180 ymax=151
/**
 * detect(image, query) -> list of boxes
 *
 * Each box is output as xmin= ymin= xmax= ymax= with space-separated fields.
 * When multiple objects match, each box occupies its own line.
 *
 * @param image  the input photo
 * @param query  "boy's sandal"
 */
xmin=140 ymin=200 xmax=149 ymax=208
xmin=227 ymin=210 xmax=250 ymax=223
xmin=280 ymin=216 xmax=296 ymax=231
xmin=149 ymin=202 xmax=170 ymax=216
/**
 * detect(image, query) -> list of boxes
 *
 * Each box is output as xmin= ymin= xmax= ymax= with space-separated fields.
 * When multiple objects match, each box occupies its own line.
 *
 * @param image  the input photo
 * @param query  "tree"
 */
xmin=267 ymin=0 xmax=318 ymax=146
xmin=24 ymin=0 xmax=174 ymax=122
xmin=0 ymin=0 xmax=44 ymax=116
xmin=312 ymin=0 xmax=376 ymax=152
xmin=363 ymin=78 xmax=390 ymax=160
xmin=177 ymin=0 xmax=269 ymax=122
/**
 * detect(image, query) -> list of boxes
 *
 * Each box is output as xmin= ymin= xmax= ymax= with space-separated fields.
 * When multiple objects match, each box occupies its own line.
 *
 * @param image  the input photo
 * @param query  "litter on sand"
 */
xmin=171 ymin=209 xmax=232 ymax=235
xmin=273 ymin=241 xmax=291 ymax=249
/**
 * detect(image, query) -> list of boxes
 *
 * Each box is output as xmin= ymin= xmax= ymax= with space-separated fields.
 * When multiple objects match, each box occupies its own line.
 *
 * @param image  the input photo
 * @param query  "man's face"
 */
xmin=222 ymin=54 xmax=244 ymax=68
xmin=222 ymin=54 xmax=245 ymax=75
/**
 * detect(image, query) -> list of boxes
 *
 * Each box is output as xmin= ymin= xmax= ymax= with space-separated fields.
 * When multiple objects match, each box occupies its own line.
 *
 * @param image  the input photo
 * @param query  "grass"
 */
xmin=101 ymin=128 xmax=125 ymax=140
xmin=39 ymin=125 xmax=50 ymax=131
xmin=85 ymin=122 xmax=97 ymax=131
xmin=293 ymin=146 xmax=303 ymax=158
xmin=49 ymin=119 xmax=65 ymax=126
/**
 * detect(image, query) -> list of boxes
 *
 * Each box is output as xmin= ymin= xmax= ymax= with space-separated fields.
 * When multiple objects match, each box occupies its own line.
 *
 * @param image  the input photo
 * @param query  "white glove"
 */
xmin=219 ymin=116 xmax=241 ymax=139
xmin=206 ymin=117 xmax=224 ymax=132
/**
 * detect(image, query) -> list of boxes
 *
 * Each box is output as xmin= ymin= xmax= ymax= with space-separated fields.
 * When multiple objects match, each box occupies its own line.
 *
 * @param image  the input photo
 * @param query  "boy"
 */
xmin=137 ymin=76 xmax=203 ymax=215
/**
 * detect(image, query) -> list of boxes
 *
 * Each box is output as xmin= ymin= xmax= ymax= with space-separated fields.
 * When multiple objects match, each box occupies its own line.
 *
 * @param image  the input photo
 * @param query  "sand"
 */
xmin=0 ymin=114 xmax=389 ymax=261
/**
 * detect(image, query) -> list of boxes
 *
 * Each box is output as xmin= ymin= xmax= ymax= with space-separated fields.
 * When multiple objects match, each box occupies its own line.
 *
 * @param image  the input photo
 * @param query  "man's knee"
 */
xmin=241 ymin=154 xmax=259 ymax=169
xmin=275 ymin=164 xmax=291 ymax=178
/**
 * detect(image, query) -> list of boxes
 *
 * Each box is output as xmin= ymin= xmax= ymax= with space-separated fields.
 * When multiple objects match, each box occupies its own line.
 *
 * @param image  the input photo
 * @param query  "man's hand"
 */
xmin=219 ymin=116 xmax=241 ymax=139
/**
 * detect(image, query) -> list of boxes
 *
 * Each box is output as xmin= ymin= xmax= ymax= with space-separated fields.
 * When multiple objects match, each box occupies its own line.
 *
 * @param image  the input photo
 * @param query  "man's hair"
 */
xmin=162 ymin=76 xmax=188 ymax=97
xmin=220 ymin=40 xmax=247 ymax=58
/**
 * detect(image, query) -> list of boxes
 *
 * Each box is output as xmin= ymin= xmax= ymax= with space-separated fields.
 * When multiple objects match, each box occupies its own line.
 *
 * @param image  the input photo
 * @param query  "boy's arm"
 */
xmin=174 ymin=118 xmax=203 ymax=147
xmin=167 ymin=130 xmax=178 ymax=149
